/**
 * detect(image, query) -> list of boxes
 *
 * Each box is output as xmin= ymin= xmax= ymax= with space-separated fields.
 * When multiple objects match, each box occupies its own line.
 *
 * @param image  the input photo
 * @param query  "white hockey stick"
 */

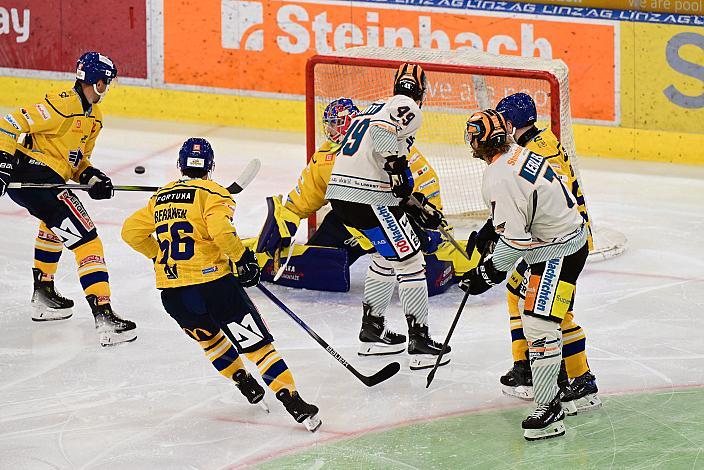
xmin=273 ymin=235 xmax=299 ymax=282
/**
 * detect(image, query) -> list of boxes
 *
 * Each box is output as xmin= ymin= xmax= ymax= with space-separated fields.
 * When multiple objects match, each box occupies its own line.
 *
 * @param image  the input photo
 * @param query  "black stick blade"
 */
xmin=356 ymin=361 xmax=401 ymax=387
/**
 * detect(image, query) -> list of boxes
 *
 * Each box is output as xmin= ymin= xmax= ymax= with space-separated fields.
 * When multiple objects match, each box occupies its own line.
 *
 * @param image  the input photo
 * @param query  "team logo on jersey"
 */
xmin=164 ymin=263 xmax=179 ymax=280
xmin=75 ymin=120 xmax=81 ymax=129
xmin=4 ymin=114 xmax=20 ymax=130
xmin=35 ymin=104 xmax=51 ymax=120
xmin=68 ymin=148 xmax=84 ymax=168
xmin=19 ymin=108 xmax=33 ymax=125
xmin=221 ymin=0 xmax=264 ymax=51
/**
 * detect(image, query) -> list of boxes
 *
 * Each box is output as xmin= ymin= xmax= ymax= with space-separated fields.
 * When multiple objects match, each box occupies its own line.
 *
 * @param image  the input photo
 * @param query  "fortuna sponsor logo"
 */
xmin=155 ymin=189 xmax=196 ymax=206
xmin=154 ymin=207 xmax=188 ymax=223
xmin=35 ymin=104 xmax=50 ymax=120
xmin=4 ymin=114 xmax=20 ymax=130
xmin=536 ymin=258 xmax=560 ymax=313
xmin=377 ymin=206 xmax=410 ymax=254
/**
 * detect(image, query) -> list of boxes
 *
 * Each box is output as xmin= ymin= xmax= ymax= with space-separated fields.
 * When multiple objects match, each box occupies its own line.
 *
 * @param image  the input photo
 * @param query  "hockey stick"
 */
xmin=426 ymin=287 xmax=471 ymax=388
xmin=273 ymin=236 xmax=299 ymax=282
xmin=256 ymin=284 xmax=401 ymax=387
xmin=7 ymin=159 xmax=262 ymax=195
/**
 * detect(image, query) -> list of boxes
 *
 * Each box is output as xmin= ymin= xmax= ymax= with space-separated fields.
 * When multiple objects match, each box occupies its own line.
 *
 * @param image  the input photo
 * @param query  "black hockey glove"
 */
xmin=383 ymin=155 xmax=414 ymax=198
xmin=459 ymin=258 xmax=507 ymax=295
xmin=403 ymin=192 xmax=444 ymax=230
xmin=79 ymin=166 xmax=114 ymax=200
xmin=235 ymin=248 xmax=261 ymax=288
xmin=0 ymin=150 xmax=16 ymax=197
xmin=466 ymin=218 xmax=500 ymax=258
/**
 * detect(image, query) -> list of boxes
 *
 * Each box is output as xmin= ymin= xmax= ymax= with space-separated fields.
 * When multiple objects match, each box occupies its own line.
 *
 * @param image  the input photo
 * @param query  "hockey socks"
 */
xmin=245 ymin=343 xmax=295 ymax=394
xmin=196 ymin=329 xmax=247 ymax=379
xmin=73 ymin=237 xmax=110 ymax=302
xmin=34 ymin=223 xmax=63 ymax=276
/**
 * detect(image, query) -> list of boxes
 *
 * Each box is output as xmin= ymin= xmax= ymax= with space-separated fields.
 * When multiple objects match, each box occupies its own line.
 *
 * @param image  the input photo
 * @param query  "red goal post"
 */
xmin=305 ymin=47 xmax=625 ymax=261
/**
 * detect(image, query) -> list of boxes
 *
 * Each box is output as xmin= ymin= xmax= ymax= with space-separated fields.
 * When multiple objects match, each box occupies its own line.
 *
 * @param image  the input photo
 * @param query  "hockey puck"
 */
xmin=134 ymin=165 xmax=145 ymax=174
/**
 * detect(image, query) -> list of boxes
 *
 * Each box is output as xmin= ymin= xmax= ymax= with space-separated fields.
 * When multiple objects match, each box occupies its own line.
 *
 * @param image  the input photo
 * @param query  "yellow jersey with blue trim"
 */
xmin=0 ymin=87 xmax=103 ymax=182
xmin=520 ymin=127 xmax=593 ymax=251
xmin=121 ymin=178 xmax=247 ymax=289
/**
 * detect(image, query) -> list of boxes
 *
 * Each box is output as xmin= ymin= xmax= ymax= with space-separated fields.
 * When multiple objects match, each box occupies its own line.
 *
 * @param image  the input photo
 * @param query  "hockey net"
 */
xmin=306 ymin=47 xmax=626 ymax=261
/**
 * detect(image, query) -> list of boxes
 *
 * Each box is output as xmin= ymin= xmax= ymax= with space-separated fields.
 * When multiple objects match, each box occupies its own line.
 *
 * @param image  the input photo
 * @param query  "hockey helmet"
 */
xmin=178 ymin=137 xmax=215 ymax=173
xmin=464 ymin=109 xmax=509 ymax=147
xmin=393 ymin=63 xmax=428 ymax=106
xmin=496 ymin=92 xmax=537 ymax=129
xmin=323 ymin=98 xmax=360 ymax=144
xmin=76 ymin=52 xmax=118 ymax=86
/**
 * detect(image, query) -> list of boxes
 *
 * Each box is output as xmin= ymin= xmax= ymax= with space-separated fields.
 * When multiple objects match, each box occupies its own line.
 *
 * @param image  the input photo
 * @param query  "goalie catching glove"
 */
xmin=459 ymin=257 xmax=507 ymax=295
xmin=383 ymin=155 xmax=414 ymax=198
xmin=78 ymin=166 xmax=114 ymax=200
xmin=256 ymin=195 xmax=301 ymax=256
xmin=235 ymin=248 xmax=261 ymax=287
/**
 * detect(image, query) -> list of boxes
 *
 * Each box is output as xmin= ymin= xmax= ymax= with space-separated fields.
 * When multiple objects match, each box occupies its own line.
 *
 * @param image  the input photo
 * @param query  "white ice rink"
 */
xmin=1 ymin=118 xmax=703 ymax=469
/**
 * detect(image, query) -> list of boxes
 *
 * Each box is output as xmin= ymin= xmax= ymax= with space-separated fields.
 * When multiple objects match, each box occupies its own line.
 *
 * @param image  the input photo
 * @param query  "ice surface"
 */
xmin=1 ymin=118 xmax=703 ymax=469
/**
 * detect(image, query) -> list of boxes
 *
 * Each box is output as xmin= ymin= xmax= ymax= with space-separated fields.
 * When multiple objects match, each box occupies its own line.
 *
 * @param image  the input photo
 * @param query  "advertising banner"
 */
xmin=516 ymin=0 xmax=703 ymax=15
xmin=0 ymin=0 xmax=148 ymax=79
xmin=164 ymin=0 xmax=617 ymax=123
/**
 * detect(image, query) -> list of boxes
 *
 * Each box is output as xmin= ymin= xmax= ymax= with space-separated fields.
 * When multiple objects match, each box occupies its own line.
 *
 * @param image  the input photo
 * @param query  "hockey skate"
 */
xmin=87 ymin=295 xmax=137 ymax=347
xmin=31 ymin=269 xmax=74 ymax=321
xmin=406 ymin=316 xmax=450 ymax=371
xmin=233 ymin=369 xmax=269 ymax=413
xmin=570 ymin=371 xmax=602 ymax=413
xmin=276 ymin=388 xmax=321 ymax=432
xmin=358 ymin=303 xmax=406 ymax=356
xmin=500 ymin=360 xmax=534 ymax=400
xmin=558 ymin=361 xmax=577 ymax=416
xmin=522 ymin=393 xmax=566 ymax=441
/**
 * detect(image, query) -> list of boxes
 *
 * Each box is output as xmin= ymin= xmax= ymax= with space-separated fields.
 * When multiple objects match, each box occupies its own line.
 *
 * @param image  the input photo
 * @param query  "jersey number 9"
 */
xmin=156 ymin=221 xmax=195 ymax=263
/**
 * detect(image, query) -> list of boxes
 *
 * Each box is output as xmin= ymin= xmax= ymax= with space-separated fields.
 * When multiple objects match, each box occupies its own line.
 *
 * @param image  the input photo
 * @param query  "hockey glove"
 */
xmin=79 ymin=166 xmax=114 ymax=200
xmin=466 ymin=218 xmax=500 ymax=258
xmin=256 ymin=195 xmax=301 ymax=256
xmin=404 ymin=192 xmax=444 ymax=230
xmin=459 ymin=258 xmax=507 ymax=295
xmin=0 ymin=150 xmax=16 ymax=197
xmin=235 ymin=248 xmax=261 ymax=288
xmin=383 ymin=155 xmax=414 ymax=198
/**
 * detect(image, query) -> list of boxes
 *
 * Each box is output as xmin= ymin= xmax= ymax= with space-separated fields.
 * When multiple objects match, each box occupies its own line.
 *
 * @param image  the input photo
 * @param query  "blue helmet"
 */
xmin=76 ymin=52 xmax=118 ymax=85
xmin=178 ymin=138 xmax=215 ymax=173
xmin=323 ymin=98 xmax=360 ymax=144
xmin=496 ymin=92 xmax=537 ymax=129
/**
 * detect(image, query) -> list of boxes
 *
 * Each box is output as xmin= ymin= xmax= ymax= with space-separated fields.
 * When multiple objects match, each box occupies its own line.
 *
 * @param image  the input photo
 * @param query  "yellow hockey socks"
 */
xmin=245 ymin=343 xmax=296 ymax=394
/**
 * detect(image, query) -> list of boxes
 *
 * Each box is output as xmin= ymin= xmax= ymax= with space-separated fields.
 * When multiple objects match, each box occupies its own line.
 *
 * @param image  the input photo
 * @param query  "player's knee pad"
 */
xmin=367 ymin=253 xmax=395 ymax=283
xmin=523 ymin=314 xmax=562 ymax=366
xmin=392 ymin=251 xmax=426 ymax=285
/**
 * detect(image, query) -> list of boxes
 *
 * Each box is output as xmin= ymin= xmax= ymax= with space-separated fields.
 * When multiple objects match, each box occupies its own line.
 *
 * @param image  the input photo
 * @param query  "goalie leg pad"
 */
xmin=256 ymin=195 xmax=300 ymax=255
xmin=423 ymin=252 xmax=454 ymax=297
xmin=260 ymin=245 xmax=351 ymax=293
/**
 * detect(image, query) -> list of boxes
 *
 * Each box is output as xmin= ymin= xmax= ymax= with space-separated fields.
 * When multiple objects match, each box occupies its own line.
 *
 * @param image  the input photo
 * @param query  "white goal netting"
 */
xmin=306 ymin=47 xmax=626 ymax=261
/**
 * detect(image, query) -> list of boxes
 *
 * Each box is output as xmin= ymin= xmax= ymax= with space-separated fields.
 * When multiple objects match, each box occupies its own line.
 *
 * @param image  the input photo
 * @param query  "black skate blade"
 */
xmin=100 ymin=335 xmax=138 ymax=347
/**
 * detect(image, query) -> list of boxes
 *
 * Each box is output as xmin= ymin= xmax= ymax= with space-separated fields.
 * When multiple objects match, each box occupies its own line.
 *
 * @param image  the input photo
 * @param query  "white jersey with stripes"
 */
xmin=325 ymin=95 xmax=422 ymax=207
xmin=485 ymin=143 xmax=587 ymax=272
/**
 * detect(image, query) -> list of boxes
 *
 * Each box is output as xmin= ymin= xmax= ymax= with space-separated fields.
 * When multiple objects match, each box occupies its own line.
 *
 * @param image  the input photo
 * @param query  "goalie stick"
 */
xmin=256 ymin=284 xmax=400 ymax=387
xmin=7 ymin=159 xmax=262 ymax=195
xmin=273 ymin=235 xmax=299 ymax=282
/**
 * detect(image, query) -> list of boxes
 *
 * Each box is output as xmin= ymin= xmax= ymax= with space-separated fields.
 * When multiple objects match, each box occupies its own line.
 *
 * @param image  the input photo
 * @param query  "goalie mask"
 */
xmin=323 ymin=98 xmax=360 ymax=144
xmin=393 ymin=63 xmax=428 ymax=107
xmin=178 ymin=137 xmax=215 ymax=173
xmin=464 ymin=109 xmax=509 ymax=152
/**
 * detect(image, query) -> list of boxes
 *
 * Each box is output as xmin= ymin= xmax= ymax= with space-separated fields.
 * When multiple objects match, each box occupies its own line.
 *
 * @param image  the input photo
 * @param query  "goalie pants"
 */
xmin=160 ymin=273 xmax=296 ymax=393
xmin=7 ymin=156 xmax=111 ymax=303
xmin=520 ymin=243 xmax=589 ymax=404
xmin=330 ymin=199 xmax=429 ymax=325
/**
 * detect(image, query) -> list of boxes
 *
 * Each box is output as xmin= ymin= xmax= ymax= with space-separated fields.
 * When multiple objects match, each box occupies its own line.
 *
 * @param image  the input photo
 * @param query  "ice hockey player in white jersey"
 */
xmin=325 ymin=63 xmax=450 ymax=370
xmin=459 ymin=109 xmax=590 ymax=441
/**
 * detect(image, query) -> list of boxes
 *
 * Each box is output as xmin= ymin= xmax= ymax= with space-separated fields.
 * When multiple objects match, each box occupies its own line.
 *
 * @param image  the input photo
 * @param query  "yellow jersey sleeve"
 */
xmin=122 ymin=201 xmax=160 ymax=260
xmin=524 ymin=128 xmax=593 ymax=250
xmin=204 ymin=190 xmax=246 ymax=262
xmin=283 ymin=141 xmax=339 ymax=219
xmin=0 ymin=100 xmax=64 ymax=155
xmin=409 ymin=146 xmax=443 ymax=212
